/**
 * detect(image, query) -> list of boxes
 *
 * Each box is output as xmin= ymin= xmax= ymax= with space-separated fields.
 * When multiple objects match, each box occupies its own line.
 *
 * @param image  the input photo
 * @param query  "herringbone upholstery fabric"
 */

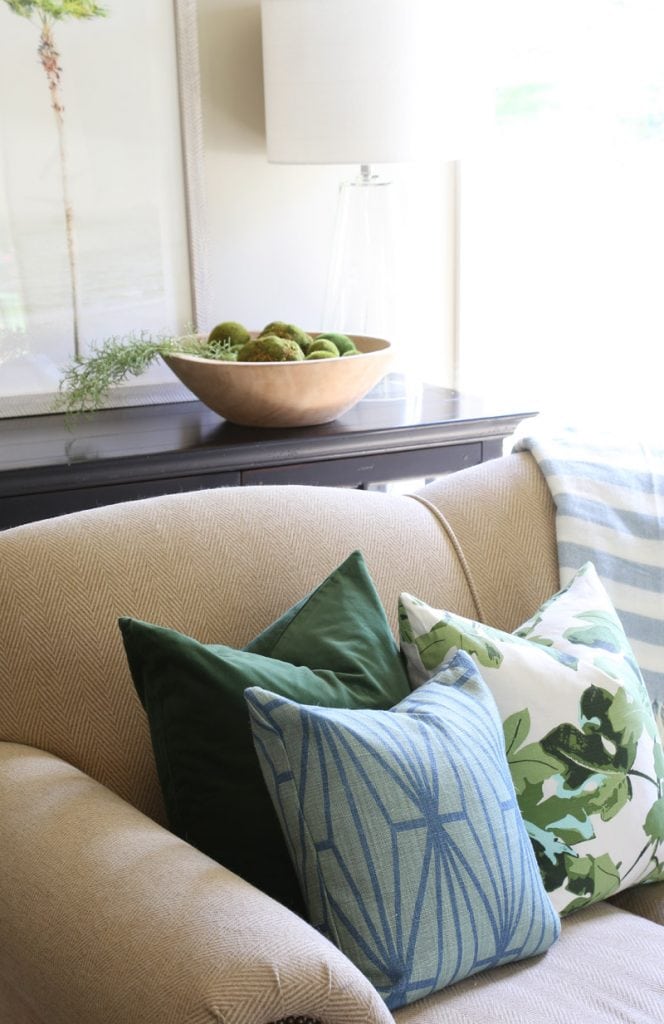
xmin=0 ymin=974 xmax=38 ymax=1024
xmin=414 ymin=451 xmax=558 ymax=631
xmin=0 ymin=484 xmax=474 ymax=821
xmin=3 ymin=742 xmax=661 ymax=1024
xmin=2 ymin=455 xmax=661 ymax=1023
xmin=394 ymin=900 xmax=664 ymax=1023
xmin=0 ymin=743 xmax=393 ymax=1024
xmin=610 ymin=882 xmax=664 ymax=926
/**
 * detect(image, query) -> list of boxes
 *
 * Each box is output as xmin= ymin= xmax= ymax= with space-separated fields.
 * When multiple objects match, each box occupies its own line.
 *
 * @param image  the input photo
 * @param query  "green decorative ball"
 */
xmin=315 ymin=332 xmax=357 ymax=355
xmin=259 ymin=320 xmax=290 ymax=337
xmin=207 ymin=321 xmax=251 ymax=347
xmin=237 ymin=336 xmax=304 ymax=362
xmin=308 ymin=339 xmax=340 ymax=357
xmin=305 ymin=350 xmax=336 ymax=360
xmin=259 ymin=321 xmax=313 ymax=352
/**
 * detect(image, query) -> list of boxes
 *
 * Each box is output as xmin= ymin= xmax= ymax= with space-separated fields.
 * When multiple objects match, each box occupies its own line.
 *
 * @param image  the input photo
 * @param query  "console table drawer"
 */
xmin=0 ymin=470 xmax=241 ymax=530
xmin=241 ymin=443 xmax=483 ymax=487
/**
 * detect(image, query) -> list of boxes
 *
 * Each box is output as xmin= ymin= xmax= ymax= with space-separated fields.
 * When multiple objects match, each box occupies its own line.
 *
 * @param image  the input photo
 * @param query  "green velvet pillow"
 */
xmin=119 ymin=550 xmax=410 ymax=914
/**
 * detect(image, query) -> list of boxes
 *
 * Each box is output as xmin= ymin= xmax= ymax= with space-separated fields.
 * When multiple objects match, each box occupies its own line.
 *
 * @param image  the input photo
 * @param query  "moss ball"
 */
xmin=259 ymin=320 xmax=289 ymax=337
xmin=315 ymin=332 xmax=357 ymax=355
xmin=260 ymin=321 xmax=313 ymax=353
xmin=237 ymin=336 xmax=304 ymax=362
xmin=305 ymin=349 xmax=337 ymax=360
xmin=308 ymin=339 xmax=340 ymax=357
xmin=341 ymin=349 xmax=360 ymax=356
xmin=208 ymin=321 xmax=251 ymax=347
xmin=295 ymin=332 xmax=315 ymax=355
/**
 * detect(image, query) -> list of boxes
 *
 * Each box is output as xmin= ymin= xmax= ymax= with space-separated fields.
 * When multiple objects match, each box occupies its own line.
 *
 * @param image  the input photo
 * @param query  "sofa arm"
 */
xmin=0 ymin=743 xmax=393 ymax=1024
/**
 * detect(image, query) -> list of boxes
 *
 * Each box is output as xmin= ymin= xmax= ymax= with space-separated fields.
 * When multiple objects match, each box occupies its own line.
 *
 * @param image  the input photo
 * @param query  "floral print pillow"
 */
xmin=399 ymin=563 xmax=664 ymax=916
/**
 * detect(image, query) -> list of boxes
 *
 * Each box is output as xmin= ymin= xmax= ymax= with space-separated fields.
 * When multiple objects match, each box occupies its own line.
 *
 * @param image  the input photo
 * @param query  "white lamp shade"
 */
xmin=260 ymin=0 xmax=481 ymax=165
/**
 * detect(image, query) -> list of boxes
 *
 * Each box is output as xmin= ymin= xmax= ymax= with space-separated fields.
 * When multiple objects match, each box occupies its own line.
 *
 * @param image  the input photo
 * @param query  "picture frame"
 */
xmin=0 ymin=0 xmax=211 ymax=418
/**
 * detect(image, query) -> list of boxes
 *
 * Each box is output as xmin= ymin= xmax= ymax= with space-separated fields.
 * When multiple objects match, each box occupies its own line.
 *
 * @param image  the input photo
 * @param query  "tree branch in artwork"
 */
xmin=2 ymin=0 xmax=107 ymax=359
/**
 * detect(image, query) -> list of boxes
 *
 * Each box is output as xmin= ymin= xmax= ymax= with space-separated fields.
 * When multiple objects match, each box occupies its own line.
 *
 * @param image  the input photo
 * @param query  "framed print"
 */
xmin=0 ymin=0 xmax=210 ymax=417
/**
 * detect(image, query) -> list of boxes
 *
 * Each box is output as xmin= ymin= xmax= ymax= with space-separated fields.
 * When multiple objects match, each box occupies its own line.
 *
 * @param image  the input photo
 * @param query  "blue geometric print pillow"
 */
xmin=245 ymin=651 xmax=560 ymax=1010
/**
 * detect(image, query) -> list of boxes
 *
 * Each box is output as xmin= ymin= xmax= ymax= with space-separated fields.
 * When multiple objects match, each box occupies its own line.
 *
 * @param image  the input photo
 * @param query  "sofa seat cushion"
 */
xmin=393 ymin=901 xmax=664 ymax=1024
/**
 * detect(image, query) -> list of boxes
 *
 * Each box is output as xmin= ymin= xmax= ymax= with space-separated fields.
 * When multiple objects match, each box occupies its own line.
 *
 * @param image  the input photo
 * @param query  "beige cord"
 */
xmin=406 ymin=492 xmax=486 ymax=623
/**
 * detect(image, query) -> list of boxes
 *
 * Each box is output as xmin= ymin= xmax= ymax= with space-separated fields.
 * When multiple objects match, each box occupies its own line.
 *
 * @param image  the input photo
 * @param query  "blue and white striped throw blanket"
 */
xmin=514 ymin=430 xmax=664 ymax=741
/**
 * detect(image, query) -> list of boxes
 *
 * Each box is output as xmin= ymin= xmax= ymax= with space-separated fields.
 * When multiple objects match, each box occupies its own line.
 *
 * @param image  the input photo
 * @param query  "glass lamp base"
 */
xmin=322 ymin=165 xmax=398 ymax=342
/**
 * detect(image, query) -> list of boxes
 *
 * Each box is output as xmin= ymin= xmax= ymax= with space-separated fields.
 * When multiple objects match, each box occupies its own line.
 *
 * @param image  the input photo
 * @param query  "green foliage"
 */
xmin=527 ymin=787 xmax=596 ymax=846
xmin=542 ymin=720 xmax=628 ymax=789
xmin=519 ymin=633 xmax=553 ymax=648
xmin=528 ymin=831 xmax=572 ymax=892
xmin=562 ymin=853 xmax=621 ymax=913
xmin=413 ymin=617 xmax=503 ymax=672
xmin=55 ymin=330 xmax=236 ymax=416
xmin=641 ymin=855 xmax=664 ymax=884
xmin=502 ymin=681 xmax=661 ymax=912
xmin=564 ymin=610 xmax=628 ymax=654
xmin=406 ymin=581 xmax=664 ymax=913
xmin=605 ymin=685 xmax=647 ymax=752
xmin=420 ymin=612 xmax=579 ymax=674
xmin=511 ymin=629 xmax=581 ymax=669
xmin=2 ymin=0 xmax=37 ymax=15
xmin=644 ymin=798 xmax=664 ymax=843
xmin=506 ymin=738 xmax=565 ymax=797
xmin=398 ymin=604 xmax=415 ymax=646
xmin=655 ymin=740 xmax=664 ymax=780
xmin=531 ymin=683 xmax=643 ymax=797
xmin=585 ymin=775 xmax=632 ymax=823
xmin=503 ymin=708 xmax=530 ymax=759
xmin=2 ymin=0 xmax=106 ymax=19
xmin=513 ymin=612 xmax=543 ymax=638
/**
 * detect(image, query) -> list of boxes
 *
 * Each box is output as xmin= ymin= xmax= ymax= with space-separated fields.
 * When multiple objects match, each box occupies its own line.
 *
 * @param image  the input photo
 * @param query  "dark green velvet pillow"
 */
xmin=119 ymin=550 xmax=409 ymax=915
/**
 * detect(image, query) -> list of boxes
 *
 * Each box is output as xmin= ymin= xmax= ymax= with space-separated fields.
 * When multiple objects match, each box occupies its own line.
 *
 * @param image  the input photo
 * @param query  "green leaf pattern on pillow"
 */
xmin=399 ymin=563 xmax=664 ymax=916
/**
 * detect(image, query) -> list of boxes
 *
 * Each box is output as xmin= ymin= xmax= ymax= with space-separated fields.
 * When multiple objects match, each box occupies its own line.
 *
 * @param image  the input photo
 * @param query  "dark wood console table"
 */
xmin=0 ymin=376 xmax=536 ymax=530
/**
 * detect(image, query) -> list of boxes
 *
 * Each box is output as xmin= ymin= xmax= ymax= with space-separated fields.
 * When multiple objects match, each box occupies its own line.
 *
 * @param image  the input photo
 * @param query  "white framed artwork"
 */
xmin=0 ymin=0 xmax=210 ymax=417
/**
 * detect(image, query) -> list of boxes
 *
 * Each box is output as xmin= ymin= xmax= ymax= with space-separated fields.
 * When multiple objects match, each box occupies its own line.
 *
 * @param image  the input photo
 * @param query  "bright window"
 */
xmin=457 ymin=0 xmax=664 ymax=437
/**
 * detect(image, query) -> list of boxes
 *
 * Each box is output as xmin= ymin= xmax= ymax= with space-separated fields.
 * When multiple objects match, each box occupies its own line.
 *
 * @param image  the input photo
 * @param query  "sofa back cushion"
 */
xmin=0 ymin=479 xmax=483 ymax=821
xmin=411 ymin=451 xmax=558 ymax=632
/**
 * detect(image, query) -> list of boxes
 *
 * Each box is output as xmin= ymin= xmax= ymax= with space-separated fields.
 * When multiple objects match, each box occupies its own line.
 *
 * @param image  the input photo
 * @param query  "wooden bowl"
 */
xmin=162 ymin=334 xmax=393 ymax=428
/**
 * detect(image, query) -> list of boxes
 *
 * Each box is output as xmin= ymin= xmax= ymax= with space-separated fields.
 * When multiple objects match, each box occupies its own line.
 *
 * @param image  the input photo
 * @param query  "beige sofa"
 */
xmin=0 ymin=451 xmax=662 ymax=1024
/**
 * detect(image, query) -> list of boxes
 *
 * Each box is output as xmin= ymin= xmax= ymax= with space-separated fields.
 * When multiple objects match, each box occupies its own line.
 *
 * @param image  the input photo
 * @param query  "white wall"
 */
xmin=195 ymin=0 xmax=457 ymax=386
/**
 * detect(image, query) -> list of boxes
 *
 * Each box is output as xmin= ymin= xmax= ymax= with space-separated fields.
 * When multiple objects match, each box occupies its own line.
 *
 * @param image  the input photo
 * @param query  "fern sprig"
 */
xmin=55 ymin=329 xmax=236 ymax=416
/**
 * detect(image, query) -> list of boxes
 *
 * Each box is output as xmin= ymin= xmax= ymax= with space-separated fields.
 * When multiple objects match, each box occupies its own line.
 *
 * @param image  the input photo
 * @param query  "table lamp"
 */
xmin=260 ymin=0 xmax=461 ymax=347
